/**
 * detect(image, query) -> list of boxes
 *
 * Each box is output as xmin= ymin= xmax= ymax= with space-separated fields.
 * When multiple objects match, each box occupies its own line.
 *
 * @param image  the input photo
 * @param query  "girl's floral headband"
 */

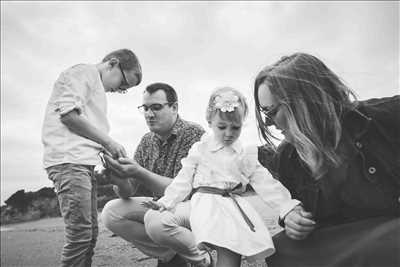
xmin=214 ymin=92 xmax=240 ymax=112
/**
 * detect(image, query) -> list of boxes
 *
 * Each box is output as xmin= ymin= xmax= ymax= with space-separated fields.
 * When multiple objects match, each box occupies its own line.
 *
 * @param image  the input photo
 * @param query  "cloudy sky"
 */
xmin=1 ymin=1 xmax=398 ymax=204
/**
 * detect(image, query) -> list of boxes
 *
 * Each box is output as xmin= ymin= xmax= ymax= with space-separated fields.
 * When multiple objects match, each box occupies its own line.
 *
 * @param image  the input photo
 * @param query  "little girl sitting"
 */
xmin=143 ymin=87 xmax=300 ymax=267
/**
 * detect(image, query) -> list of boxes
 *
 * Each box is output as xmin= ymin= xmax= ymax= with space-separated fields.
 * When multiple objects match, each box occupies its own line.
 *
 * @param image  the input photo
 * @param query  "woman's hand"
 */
xmin=284 ymin=205 xmax=316 ymax=240
xmin=141 ymin=200 xmax=166 ymax=212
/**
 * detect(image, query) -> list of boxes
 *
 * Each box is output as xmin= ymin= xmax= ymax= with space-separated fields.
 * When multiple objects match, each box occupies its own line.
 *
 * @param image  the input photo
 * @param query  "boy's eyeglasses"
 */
xmin=137 ymin=102 xmax=174 ymax=113
xmin=118 ymin=64 xmax=129 ymax=91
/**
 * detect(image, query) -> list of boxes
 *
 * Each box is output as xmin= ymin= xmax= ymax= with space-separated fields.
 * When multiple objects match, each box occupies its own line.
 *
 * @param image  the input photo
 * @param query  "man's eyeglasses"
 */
xmin=137 ymin=102 xmax=175 ymax=113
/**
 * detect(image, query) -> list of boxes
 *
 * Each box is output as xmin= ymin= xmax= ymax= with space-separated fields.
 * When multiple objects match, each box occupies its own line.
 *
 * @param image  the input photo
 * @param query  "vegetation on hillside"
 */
xmin=1 ymin=170 xmax=118 ymax=225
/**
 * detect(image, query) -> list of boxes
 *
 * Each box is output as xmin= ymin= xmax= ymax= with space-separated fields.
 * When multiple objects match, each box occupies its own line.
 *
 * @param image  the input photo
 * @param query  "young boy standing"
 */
xmin=41 ymin=49 xmax=142 ymax=266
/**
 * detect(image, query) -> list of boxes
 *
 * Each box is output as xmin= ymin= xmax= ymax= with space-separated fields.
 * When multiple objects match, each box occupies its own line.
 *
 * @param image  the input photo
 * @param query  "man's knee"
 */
xmin=101 ymin=197 xmax=149 ymax=233
xmin=101 ymin=198 xmax=124 ymax=231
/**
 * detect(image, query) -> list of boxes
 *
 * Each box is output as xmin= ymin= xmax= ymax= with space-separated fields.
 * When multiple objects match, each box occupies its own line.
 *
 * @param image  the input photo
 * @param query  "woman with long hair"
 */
xmin=254 ymin=53 xmax=399 ymax=267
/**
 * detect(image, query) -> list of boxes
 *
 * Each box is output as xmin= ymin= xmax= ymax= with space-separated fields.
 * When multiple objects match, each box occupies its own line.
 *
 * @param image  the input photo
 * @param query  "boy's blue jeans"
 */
xmin=47 ymin=163 xmax=98 ymax=267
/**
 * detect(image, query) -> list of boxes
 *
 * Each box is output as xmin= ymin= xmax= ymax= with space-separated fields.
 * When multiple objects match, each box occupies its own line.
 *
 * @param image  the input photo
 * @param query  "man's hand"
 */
xmin=102 ymin=170 xmax=137 ymax=199
xmin=106 ymin=171 xmax=128 ymax=186
xmin=98 ymin=166 xmax=129 ymax=187
xmin=284 ymin=205 xmax=316 ymax=240
xmin=104 ymin=140 xmax=127 ymax=159
xmin=141 ymin=200 xmax=166 ymax=212
xmin=103 ymin=154 xmax=141 ymax=178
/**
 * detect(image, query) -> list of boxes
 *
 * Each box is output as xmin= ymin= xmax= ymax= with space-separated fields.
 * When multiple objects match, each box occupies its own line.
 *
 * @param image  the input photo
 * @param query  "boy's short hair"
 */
xmin=145 ymin=82 xmax=178 ymax=103
xmin=102 ymin=49 xmax=142 ymax=85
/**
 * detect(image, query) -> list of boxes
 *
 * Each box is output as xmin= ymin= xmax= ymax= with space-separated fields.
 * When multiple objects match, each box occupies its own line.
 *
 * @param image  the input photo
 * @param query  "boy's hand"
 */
xmin=104 ymin=140 xmax=127 ymax=159
xmin=141 ymin=200 xmax=166 ymax=211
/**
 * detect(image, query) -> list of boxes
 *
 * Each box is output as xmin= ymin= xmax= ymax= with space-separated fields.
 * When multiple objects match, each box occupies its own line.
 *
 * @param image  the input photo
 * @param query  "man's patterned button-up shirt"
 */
xmin=132 ymin=116 xmax=205 ymax=197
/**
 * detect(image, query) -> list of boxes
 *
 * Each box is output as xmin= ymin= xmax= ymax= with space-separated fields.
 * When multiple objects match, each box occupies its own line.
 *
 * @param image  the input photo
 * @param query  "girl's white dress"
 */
xmin=157 ymin=134 xmax=299 ymax=261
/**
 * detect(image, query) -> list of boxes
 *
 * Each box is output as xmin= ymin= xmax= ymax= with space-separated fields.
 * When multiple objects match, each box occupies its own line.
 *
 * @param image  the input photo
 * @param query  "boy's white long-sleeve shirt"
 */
xmin=158 ymin=134 xmax=300 ymax=219
xmin=42 ymin=64 xmax=110 ymax=168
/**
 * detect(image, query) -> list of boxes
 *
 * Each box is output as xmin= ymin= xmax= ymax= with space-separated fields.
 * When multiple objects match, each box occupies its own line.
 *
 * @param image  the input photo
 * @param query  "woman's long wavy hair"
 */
xmin=254 ymin=53 xmax=357 ymax=179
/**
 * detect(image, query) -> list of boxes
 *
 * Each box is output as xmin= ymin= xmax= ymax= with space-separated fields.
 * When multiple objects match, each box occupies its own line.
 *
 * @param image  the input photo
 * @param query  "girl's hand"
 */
xmin=141 ymin=200 xmax=166 ymax=212
xmin=284 ymin=205 xmax=316 ymax=240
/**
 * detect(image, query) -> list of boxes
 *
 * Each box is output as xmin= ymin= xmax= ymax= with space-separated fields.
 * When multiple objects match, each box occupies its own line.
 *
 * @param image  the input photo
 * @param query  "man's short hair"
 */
xmin=102 ymin=48 xmax=142 ymax=85
xmin=145 ymin=82 xmax=178 ymax=103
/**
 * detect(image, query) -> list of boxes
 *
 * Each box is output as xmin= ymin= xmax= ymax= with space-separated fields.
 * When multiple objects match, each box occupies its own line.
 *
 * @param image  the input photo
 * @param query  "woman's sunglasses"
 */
xmin=260 ymin=103 xmax=282 ymax=122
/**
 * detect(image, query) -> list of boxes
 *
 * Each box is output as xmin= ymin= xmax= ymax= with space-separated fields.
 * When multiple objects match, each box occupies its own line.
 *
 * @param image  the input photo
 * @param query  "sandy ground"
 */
xmin=1 ymin=195 xmax=281 ymax=267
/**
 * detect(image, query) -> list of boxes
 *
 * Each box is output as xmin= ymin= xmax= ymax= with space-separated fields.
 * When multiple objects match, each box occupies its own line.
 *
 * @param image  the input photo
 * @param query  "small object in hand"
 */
xmin=98 ymin=150 xmax=112 ymax=168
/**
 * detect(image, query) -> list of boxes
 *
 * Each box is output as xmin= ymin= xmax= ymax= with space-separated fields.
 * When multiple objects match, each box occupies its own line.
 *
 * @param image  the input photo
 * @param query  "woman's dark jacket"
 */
xmin=258 ymin=95 xmax=400 ymax=226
